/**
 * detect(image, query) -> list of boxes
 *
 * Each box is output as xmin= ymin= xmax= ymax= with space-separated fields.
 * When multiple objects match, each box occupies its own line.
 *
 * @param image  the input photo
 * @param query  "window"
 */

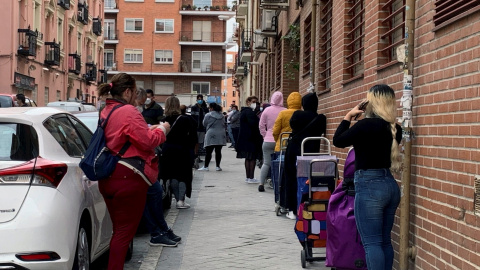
xmin=155 ymin=19 xmax=174 ymax=33
xmin=56 ymin=90 xmax=61 ymax=101
xmin=227 ymin=54 xmax=234 ymax=63
xmin=380 ymin=0 xmax=405 ymax=65
xmin=303 ymin=14 xmax=312 ymax=75
xmin=124 ymin=49 xmax=143 ymax=63
xmin=345 ymin=0 xmax=365 ymax=81
xmin=45 ymin=87 xmax=49 ymax=103
xmin=104 ymin=19 xmax=116 ymax=40
xmin=33 ymin=2 xmax=41 ymax=35
xmin=104 ymin=49 xmax=114 ymax=69
xmin=192 ymin=82 xmax=210 ymax=95
xmin=192 ymin=51 xmax=211 ymax=72
xmin=57 ymin=18 xmax=64 ymax=50
xmin=154 ymin=50 xmax=173 ymax=64
xmin=232 ymin=90 xmax=236 ymax=97
xmin=154 ymin=81 xmax=174 ymax=95
xmin=125 ymin=19 xmax=143 ymax=32
xmin=33 ymin=85 xmax=37 ymax=102
xmin=275 ymin=39 xmax=282 ymax=89
xmin=77 ymin=33 xmax=82 ymax=56
xmin=43 ymin=116 xmax=86 ymax=157
xmin=193 ymin=0 xmax=212 ymax=7
xmin=125 ymin=0 xmax=144 ymax=2
xmin=0 ymin=124 xmax=38 ymax=162
xmin=433 ymin=0 xmax=480 ymax=31
xmin=319 ymin=0 xmax=332 ymax=91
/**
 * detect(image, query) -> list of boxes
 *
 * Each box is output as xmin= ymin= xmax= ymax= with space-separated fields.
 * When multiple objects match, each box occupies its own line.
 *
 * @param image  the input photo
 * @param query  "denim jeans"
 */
xmin=143 ymin=181 xmax=169 ymax=237
xmin=227 ymin=124 xmax=235 ymax=146
xmin=354 ymin=169 xmax=400 ymax=270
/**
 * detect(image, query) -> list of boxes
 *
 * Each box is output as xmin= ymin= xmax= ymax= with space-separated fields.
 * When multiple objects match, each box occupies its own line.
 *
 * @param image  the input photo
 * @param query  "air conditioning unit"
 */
xmin=262 ymin=10 xmax=276 ymax=32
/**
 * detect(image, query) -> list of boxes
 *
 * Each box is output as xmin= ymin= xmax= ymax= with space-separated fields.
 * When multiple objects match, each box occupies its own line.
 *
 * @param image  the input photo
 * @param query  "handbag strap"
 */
xmin=99 ymin=103 xmax=132 ymax=157
xmin=291 ymin=115 xmax=322 ymax=141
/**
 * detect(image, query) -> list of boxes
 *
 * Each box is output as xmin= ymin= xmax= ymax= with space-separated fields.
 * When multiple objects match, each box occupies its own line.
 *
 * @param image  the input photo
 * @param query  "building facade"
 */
xmin=235 ymin=0 xmax=480 ymax=268
xmin=0 ymin=0 xmax=105 ymax=106
xmin=105 ymin=0 xmax=235 ymax=107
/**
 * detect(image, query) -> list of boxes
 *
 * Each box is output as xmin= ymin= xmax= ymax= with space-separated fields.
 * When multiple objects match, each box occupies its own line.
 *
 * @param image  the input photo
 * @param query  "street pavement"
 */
xmin=93 ymin=146 xmax=330 ymax=269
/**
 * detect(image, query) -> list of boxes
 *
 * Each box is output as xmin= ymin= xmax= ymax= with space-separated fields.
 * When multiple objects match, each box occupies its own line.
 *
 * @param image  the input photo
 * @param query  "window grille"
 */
xmin=380 ymin=0 xmax=405 ymax=65
xmin=303 ymin=14 xmax=312 ymax=75
xmin=345 ymin=0 xmax=365 ymax=82
xmin=319 ymin=0 xmax=332 ymax=91
xmin=433 ymin=0 xmax=480 ymax=31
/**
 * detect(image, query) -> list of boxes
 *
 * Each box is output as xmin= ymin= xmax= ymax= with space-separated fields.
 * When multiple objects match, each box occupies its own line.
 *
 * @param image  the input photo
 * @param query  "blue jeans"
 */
xmin=227 ymin=124 xmax=235 ymax=146
xmin=354 ymin=169 xmax=400 ymax=270
xmin=143 ymin=181 xmax=169 ymax=237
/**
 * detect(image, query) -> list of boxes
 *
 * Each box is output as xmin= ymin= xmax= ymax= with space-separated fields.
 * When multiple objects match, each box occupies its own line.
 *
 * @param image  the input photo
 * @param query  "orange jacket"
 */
xmin=272 ymin=92 xmax=302 ymax=152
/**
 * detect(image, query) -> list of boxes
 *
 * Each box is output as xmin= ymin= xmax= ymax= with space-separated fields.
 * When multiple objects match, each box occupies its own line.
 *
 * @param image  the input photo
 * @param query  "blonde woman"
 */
xmin=333 ymin=84 xmax=402 ymax=270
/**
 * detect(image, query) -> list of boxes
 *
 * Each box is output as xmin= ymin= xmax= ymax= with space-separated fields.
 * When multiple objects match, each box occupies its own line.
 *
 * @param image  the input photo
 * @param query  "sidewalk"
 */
xmin=157 ymin=147 xmax=329 ymax=270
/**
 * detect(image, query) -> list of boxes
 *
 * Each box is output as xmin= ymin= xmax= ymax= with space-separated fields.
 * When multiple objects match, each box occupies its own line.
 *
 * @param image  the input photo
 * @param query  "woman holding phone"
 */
xmin=333 ymin=84 xmax=402 ymax=270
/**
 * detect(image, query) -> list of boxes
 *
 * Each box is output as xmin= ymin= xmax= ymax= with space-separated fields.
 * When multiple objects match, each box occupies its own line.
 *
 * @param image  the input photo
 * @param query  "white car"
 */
xmin=0 ymin=107 xmax=112 ymax=270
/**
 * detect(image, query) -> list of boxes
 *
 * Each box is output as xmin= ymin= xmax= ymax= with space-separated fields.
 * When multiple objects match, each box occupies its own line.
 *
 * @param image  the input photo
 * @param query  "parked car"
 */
xmin=0 ymin=94 xmax=37 ymax=107
xmin=47 ymin=101 xmax=86 ymax=112
xmin=0 ymin=107 xmax=113 ymax=269
xmin=73 ymin=111 xmax=173 ymax=210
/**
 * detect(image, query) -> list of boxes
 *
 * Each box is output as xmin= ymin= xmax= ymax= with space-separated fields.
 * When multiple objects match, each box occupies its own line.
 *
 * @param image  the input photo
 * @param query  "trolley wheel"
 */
xmin=275 ymin=204 xmax=281 ymax=216
xmin=301 ymin=250 xmax=307 ymax=268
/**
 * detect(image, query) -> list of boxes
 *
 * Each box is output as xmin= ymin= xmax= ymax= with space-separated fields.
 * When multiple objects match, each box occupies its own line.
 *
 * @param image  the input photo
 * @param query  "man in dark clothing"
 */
xmin=284 ymin=93 xmax=326 ymax=219
xmin=16 ymin=94 xmax=28 ymax=107
xmin=190 ymin=94 xmax=209 ymax=159
xmin=142 ymin=89 xmax=164 ymax=125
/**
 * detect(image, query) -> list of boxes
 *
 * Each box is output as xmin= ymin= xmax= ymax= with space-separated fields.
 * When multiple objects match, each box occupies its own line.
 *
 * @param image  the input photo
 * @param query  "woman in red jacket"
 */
xmin=97 ymin=73 xmax=170 ymax=270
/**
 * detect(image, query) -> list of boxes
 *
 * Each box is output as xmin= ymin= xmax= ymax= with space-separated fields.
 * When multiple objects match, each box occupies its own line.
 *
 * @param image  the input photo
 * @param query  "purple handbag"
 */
xmin=325 ymin=149 xmax=367 ymax=269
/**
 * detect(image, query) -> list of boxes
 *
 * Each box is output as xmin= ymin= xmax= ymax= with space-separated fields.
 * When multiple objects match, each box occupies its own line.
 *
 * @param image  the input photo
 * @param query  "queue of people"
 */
xmin=95 ymin=72 xmax=401 ymax=270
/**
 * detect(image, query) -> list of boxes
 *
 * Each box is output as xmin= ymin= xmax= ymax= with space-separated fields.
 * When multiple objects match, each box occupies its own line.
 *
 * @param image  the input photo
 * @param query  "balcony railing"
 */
xmin=78 ymin=2 xmax=89 ymax=25
xmin=93 ymin=18 xmax=102 ymax=36
xmin=17 ymin=28 xmax=37 ymax=57
xmin=179 ymin=31 xmax=226 ymax=42
xmin=104 ymin=29 xmax=119 ymax=40
xmin=58 ymin=0 xmax=70 ymax=10
xmin=68 ymin=53 xmax=81 ymax=75
xmin=178 ymin=60 xmax=225 ymax=73
xmin=260 ymin=0 xmax=289 ymax=9
xmin=98 ymin=69 xmax=108 ymax=84
xmin=44 ymin=40 xmax=60 ymax=66
xmin=105 ymin=0 xmax=117 ymax=9
xmin=85 ymin=62 xmax=97 ymax=82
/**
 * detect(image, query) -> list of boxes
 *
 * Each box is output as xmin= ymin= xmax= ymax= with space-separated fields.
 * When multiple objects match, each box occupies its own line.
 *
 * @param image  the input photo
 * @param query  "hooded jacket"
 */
xmin=259 ymin=92 xmax=285 ymax=143
xmin=203 ymin=110 xmax=227 ymax=147
xmin=272 ymin=92 xmax=302 ymax=151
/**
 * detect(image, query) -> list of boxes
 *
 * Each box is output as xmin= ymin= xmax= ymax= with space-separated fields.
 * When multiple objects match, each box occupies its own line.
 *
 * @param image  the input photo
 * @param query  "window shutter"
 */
xmin=433 ymin=0 xmax=480 ymax=29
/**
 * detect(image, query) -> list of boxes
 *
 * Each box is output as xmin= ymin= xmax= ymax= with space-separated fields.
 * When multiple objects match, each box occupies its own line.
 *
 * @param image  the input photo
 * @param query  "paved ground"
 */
xmin=93 ymin=146 xmax=329 ymax=269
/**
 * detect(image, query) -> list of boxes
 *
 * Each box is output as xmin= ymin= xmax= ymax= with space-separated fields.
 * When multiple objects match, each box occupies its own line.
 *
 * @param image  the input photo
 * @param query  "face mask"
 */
xmin=145 ymin=98 xmax=152 ymax=105
xmin=232 ymin=109 xmax=237 ymax=112
xmin=250 ymin=103 xmax=256 ymax=110
xmin=197 ymin=100 xmax=203 ymax=105
xmin=260 ymin=107 xmax=264 ymax=112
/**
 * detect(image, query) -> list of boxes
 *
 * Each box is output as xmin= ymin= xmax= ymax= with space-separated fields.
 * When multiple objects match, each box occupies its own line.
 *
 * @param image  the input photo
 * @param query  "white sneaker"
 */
xmin=248 ymin=178 xmax=260 ymax=184
xmin=216 ymin=167 xmax=222 ymax=171
xmin=176 ymin=200 xmax=190 ymax=209
xmin=245 ymin=178 xmax=250 ymax=183
xmin=197 ymin=167 xmax=209 ymax=171
xmin=286 ymin=211 xmax=296 ymax=220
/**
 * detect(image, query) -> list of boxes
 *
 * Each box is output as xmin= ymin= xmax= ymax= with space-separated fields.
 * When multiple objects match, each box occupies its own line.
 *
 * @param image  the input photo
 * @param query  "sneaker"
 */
xmin=166 ymin=229 xmax=181 ymax=243
xmin=216 ymin=167 xmax=222 ymax=171
xmin=197 ymin=167 xmax=209 ymax=171
xmin=149 ymin=234 xmax=178 ymax=247
xmin=228 ymin=145 xmax=234 ymax=148
xmin=245 ymin=178 xmax=250 ymax=183
xmin=286 ymin=211 xmax=296 ymax=220
xmin=176 ymin=200 xmax=190 ymax=209
xmin=258 ymin=185 xmax=265 ymax=192
xmin=248 ymin=178 xmax=260 ymax=184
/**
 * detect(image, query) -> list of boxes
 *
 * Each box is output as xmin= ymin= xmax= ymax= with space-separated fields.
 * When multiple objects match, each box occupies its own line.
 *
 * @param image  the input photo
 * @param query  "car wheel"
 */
xmin=125 ymin=240 xmax=133 ymax=261
xmin=72 ymin=226 xmax=90 ymax=270
xmin=162 ymin=179 xmax=172 ymax=210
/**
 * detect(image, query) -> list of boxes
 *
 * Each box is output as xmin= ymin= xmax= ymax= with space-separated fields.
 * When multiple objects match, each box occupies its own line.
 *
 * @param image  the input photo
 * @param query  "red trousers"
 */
xmin=99 ymin=163 xmax=149 ymax=270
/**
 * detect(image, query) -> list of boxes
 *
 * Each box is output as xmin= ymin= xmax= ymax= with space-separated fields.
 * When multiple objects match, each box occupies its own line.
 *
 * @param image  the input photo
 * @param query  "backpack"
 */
xmin=79 ymin=104 xmax=131 ymax=181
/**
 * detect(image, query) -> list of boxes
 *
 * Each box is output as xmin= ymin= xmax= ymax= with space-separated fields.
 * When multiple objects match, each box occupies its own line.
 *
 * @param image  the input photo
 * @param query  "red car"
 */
xmin=0 ymin=94 xmax=37 ymax=107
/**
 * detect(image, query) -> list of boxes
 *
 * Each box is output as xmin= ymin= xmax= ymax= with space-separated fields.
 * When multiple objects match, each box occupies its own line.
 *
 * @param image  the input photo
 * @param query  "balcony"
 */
xmin=44 ymin=41 xmax=60 ymax=66
xmin=17 ymin=28 xmax=37 ymax=57
xmin=179 ymin=2 xmax=236 ymax=17
xmin=179 ymin=31 xmax=226 ymax=44
xmin=78 ymin=2 xmax=89 ymax=25
xmin=68 ymin=53 xmax=81 ymax=75
xmin=239 ymin=29 xmax=252 ymax=63
xmin=98 ymin=69 xmax=108 ymax=84
xmin=237 ymin=0 xmax=248 ymax=16
xmin=105 ymin=0 xmax=119 ymax=13
xmin=104 ymin=29 xmax=119 ymax=44
xmin=93 ymin=18 xmax=102 ymax=36
xmin=85 ymin=62 xmax=97 ymax=82
xmin=235 ymin=65 xmax=245 ymax=77
xmin=254 ymin=34 xmax=268 ymax=53
xmin=179 ymin=60 xmax=225 ymax=73
xmin=58 ymin=0 xmax=70 ymax=10
xmin=260 ymin=0 xmax=289 ymax=10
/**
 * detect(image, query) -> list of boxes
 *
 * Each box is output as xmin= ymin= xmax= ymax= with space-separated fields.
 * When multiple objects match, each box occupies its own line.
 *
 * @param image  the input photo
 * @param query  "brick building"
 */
xmin=0 ymin=0 xmax=105 ymax=106
xmin=235 ymin=0 xmax=480 ymax=268
xmin=105 ymin=0 xmax=235 ymax=106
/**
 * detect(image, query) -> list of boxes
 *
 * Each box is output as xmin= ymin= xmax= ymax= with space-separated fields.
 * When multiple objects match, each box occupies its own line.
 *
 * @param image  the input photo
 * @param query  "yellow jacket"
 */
xmin=272 ymin=92 xmax=302 ymax=151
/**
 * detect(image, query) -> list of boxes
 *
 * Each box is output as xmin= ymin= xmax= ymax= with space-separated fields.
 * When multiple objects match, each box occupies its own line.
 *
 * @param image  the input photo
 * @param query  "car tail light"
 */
xmin=15 ymin=252 xmax=60 ymax=261
xmin=0 ymin=157 xmax=67 ymax=187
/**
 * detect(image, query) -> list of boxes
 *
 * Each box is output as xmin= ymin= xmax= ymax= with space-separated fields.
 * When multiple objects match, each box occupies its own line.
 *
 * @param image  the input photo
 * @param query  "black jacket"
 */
xmin=235 ymin=107 xmax=262 ymax=154
xmin=190 ymin=103 xmax=209 ymax=132
xmin=142 ymin=101 xmax=164 ymax=125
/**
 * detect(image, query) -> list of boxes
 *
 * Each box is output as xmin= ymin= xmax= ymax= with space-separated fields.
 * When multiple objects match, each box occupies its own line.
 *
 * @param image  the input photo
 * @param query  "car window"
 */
xmin=76 ymin=115 xmax=98 ymax=133
xmin=0 ymin=123 xmax=39 ymax=161
xmin=43 ymin=116 xmax=86 ymax=157
xmin=0 ymin=96 xmax=13 ymax=108
xmin=68 ymin=115 xmax=93 ymax=147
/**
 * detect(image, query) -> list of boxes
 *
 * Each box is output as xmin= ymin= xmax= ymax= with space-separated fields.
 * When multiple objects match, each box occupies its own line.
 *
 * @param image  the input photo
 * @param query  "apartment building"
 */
xmin=0 ymin=0 xmax=105 ymax=106
xmin=105 ymin=0 xmax=235 ymax=106
xmin=235 ymin=0 xmax=480 ymax=268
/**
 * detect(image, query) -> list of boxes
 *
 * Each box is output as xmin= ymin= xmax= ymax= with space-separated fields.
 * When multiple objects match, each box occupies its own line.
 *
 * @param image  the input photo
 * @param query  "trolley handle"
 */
xmin=301 ymin=137 xmax=331 ymax=156
xmin=279 ymin=132 xmax=292 ymax=151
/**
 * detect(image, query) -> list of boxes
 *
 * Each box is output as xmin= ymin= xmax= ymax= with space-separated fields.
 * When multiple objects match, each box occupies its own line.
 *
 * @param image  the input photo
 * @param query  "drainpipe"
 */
xmin=309 ymin=0 xmax=317 ymax=92
xmin=398 ymin=0 xmax=416 ymax=268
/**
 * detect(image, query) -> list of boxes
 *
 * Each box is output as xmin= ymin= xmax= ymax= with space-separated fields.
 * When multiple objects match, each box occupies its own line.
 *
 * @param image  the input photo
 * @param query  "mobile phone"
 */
xmin=354 ymin=100 xmax=369 ymax=120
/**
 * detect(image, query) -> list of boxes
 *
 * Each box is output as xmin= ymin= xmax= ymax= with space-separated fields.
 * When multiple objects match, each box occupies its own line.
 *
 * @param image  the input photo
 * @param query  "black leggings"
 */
xmin=205 ymin=145 xmax=223 ymax=167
